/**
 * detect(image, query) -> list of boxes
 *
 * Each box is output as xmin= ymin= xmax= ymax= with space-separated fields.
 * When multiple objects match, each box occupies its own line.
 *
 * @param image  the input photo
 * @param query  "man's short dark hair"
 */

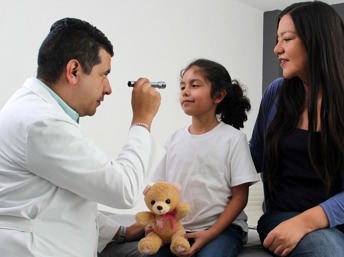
xmin=37 ymin=18 xmax=114 ymax=84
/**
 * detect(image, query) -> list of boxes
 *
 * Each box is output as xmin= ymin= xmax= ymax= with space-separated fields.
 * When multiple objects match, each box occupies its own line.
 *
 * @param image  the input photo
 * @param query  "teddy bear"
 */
xmin=135 ymin=181 xmax=191 ymax=255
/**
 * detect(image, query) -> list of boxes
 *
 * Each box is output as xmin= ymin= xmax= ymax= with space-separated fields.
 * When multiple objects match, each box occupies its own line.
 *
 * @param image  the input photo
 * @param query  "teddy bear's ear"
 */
xmin=143 ymin=185 xmax=151 ymax=195
xmin=171 ymin=183 xmax=182 ymax=192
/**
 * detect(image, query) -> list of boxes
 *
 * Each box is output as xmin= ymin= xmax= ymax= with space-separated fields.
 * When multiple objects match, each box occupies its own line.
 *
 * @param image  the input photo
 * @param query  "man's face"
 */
xmin=76 ymin=48 xmax=112 ymax=117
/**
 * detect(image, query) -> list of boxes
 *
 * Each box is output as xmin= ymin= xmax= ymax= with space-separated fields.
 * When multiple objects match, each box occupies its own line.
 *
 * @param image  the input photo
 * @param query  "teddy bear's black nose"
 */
xmin=157 ymin=206 xmax=163 ymax=210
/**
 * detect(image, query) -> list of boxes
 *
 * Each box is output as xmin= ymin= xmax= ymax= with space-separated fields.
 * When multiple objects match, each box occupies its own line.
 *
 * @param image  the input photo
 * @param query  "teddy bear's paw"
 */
xmin=176 ymin=246 xmax=187 ymax=253
xmin=171 ymin=238 xmax=190 ymax=255
xmin=138 ymin=239 xmax=160 ymax=255
xmin=141 ymin=247 xmax=153 ymax=254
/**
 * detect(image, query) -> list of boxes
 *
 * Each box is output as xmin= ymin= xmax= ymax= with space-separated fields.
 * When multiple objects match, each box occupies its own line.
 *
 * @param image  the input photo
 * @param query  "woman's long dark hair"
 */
xmin=265 ymin=1 xmax=344 ymax=195
xmin=180 ymin=58 xmax=251 ymax=130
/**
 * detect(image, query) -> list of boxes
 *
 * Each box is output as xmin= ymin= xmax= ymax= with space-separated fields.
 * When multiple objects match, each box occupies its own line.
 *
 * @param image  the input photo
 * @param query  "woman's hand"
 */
xmin=264 ymin=206 xmax=329 ymax=256
xmin=263 ymin=217 xmax=306 ymax=256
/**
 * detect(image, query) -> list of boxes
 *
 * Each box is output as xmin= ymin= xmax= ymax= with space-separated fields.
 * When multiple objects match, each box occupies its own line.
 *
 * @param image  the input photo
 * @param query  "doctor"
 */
xmin=0 ymin=18 xmax=161 ymax=257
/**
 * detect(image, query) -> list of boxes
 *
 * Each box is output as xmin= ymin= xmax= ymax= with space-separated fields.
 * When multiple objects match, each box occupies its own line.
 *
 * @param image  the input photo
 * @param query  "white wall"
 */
xmin=0 ymin=0 xmax=263 ymax=213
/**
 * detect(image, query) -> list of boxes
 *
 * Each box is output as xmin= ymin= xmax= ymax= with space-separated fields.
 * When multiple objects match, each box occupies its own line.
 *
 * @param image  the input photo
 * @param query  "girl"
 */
xmin=150 ymin=59 xmax=260 ymax=257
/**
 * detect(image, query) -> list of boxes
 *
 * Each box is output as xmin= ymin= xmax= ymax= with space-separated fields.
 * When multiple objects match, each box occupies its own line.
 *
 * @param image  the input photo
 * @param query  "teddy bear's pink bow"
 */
xmin=157 ymin=209 xmax=178 ymax=232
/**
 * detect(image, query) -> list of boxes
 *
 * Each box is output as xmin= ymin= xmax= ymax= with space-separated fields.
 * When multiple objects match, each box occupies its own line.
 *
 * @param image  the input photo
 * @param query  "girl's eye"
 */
xmin=180 ymin=86 xmax=185 ymax=91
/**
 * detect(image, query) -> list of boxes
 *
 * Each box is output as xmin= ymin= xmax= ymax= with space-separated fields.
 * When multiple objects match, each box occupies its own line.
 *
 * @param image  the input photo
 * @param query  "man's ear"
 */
xmin=66 ymin=59 xmax=80 ymax=84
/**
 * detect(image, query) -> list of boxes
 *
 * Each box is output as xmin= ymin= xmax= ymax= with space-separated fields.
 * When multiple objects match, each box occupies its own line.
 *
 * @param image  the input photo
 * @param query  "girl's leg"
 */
xmin=144 ymin=244 xmax=174 ymax=257
xmin=196 ymin=224 xmax=243 ymax=257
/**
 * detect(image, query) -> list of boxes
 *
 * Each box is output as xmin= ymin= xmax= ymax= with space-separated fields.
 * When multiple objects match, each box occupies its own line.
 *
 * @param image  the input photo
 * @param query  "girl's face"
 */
xmin=179 ymin=66 xmax=222 ymax=118
xmin=274 ymin=14 xmax=308 ymax=83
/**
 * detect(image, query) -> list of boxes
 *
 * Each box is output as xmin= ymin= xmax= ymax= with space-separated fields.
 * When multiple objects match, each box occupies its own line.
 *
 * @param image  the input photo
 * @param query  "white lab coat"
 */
xmin=0 ymin=78 xmax=163 ymax=257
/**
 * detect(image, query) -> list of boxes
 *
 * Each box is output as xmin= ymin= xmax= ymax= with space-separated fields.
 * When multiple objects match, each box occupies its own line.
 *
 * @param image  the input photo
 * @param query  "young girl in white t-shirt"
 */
xmin=149 ymin=58 xmax=260 ymax=257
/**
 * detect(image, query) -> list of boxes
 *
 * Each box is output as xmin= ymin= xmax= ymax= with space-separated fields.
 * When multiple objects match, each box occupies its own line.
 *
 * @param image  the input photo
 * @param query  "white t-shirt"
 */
xmin=152 ymin=122 xmax=260 ymax=232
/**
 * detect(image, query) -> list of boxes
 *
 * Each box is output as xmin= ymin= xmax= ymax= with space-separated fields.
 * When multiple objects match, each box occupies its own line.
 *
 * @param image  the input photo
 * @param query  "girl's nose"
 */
xmin=182 ymin=88 xmax=190 ymax=97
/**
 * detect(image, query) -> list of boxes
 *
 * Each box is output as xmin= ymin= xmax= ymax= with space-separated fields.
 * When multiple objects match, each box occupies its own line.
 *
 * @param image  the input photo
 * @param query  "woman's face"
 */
xmin=274 ymin=14 xmax=308 ymax=83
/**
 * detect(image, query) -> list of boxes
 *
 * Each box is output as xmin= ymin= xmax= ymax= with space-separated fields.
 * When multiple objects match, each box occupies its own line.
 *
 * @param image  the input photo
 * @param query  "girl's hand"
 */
xmin=176 ymin=230 xmax=215 ymax=257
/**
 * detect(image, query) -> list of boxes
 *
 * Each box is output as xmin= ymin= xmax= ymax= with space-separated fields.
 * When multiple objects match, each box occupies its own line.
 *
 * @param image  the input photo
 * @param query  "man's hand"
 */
xmin=131 ymin=78 xmax=161 ymax=129
xmin=125 ymin=223 xmax=146 ymax=241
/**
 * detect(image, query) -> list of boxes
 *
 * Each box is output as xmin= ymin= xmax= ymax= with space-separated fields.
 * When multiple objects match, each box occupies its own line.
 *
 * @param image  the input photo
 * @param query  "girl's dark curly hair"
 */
xmin=180 ymin=58 xmax=251 ymax=129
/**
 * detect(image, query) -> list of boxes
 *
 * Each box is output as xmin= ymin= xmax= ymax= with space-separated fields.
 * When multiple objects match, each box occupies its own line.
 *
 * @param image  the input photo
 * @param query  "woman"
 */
xmin=250 ymin=2 xmax=344 ymax=257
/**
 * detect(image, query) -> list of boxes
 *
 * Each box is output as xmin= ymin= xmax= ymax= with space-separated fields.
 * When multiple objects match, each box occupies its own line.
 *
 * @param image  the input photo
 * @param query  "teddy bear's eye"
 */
xmin=165 ymin=199 xmax=171 ymax=204
xmin=151 ymin=200 xmax=155 ymax=205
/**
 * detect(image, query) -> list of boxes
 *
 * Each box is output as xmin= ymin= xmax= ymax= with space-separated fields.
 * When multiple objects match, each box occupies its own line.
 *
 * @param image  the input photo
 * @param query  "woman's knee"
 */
xmin=291 ymin=227 xmax=344 ymax=257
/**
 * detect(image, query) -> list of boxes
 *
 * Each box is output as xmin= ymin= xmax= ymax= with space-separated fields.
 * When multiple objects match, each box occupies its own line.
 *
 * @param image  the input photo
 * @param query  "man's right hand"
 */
xmin=131 ymin=78 xmax=161 ymax=130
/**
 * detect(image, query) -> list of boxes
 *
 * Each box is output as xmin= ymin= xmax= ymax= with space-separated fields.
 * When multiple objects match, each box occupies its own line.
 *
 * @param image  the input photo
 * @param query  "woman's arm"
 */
xmin=320 ymin=191 xmax=344 ymax=227
xmin=249 ymin=78 xmax=282 ymax=172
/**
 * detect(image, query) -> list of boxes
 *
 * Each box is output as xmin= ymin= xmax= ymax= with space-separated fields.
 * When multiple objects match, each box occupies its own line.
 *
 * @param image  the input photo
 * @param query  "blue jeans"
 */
xmin=257 ymin=211 xmax=344 ymax=257
xmin=146 ymin=224 xmax=244 ymax=257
